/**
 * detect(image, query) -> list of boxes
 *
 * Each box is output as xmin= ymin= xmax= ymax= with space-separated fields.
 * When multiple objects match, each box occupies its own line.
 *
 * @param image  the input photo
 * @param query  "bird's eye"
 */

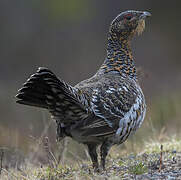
xmin=124 ymin=14 xmax=133 ymax=20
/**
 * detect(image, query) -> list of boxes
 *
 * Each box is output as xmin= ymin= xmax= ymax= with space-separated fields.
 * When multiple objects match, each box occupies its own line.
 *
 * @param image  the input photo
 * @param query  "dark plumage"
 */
xmin=16 ymin=10 xmax=151 ymax=171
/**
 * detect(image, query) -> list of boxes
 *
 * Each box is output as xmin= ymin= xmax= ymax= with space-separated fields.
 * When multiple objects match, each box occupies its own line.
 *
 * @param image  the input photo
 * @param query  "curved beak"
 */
xmin=140 ymin=11 xmax=151 ymax=19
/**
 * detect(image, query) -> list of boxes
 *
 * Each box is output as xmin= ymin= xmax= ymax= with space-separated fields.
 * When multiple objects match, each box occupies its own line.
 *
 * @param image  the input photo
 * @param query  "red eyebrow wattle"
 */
xmin=124 ymin=13 xmax=132 ymax=18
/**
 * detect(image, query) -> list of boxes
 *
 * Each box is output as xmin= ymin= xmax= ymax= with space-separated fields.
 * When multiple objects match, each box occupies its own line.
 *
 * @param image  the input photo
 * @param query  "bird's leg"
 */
xmin=100 ymin=141 xmax=112 ymax=170
xmin=87 ymin=144 xmax=99 ymax=172
xmin=56 ymin=121 xmax=66 ymax=142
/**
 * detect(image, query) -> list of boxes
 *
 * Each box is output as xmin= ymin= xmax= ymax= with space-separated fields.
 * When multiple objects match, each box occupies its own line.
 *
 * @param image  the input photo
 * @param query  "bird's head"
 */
xmin=109 ymin=10 xmax=151 ymax=41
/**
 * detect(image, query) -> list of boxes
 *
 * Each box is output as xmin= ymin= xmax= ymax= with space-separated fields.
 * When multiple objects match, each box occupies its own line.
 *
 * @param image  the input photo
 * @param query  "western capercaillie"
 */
xmin=16 ymin=10 xmax=151 ymax=171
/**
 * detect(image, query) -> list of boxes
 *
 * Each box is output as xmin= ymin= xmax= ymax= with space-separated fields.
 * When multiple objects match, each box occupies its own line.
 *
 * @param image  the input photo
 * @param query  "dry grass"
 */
xmin=0 ymin=137 xmax=181 ymax=180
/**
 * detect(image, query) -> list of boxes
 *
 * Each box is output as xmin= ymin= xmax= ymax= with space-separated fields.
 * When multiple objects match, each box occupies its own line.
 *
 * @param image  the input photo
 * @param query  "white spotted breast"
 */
xmin=115 ymin=84 xmax=146 ymax=144
xmin=88 ymin=75 xmax=146 ymax=141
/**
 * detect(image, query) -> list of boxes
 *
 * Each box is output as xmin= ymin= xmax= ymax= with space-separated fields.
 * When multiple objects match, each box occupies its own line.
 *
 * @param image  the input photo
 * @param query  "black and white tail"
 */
xmin=16 ymin=67 xmax=89 ymax=123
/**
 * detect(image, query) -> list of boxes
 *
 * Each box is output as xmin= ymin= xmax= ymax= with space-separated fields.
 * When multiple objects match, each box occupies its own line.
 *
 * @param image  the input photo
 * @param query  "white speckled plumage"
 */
xmin=16 ymin=10 xmax=150 ymax=171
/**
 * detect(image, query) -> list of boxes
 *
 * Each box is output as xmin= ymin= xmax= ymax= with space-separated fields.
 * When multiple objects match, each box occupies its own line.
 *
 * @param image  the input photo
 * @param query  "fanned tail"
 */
xmin=16 ymin=67 xmax=89 ymax=123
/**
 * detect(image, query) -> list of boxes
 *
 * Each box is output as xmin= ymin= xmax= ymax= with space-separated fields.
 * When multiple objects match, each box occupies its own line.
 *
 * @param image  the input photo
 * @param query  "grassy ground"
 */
xmin=0 ymin=137 xmax=181 ymax=180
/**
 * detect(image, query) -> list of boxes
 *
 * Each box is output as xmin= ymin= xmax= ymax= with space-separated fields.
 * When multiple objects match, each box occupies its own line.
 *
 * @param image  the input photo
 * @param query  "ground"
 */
xmin=0 ymin=138 xmax=181 ymax=180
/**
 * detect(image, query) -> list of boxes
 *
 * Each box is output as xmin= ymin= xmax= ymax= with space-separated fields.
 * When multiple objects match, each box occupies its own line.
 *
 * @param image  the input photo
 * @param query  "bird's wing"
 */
xmin=70 ymin=113 xmax=116 ymax=138
xmin=16 ymin=67 xmax=90 ymax=123
xmin=78 ymin=77 xmax=139 ymax=137
xmin=91 ymin=78 xmax=138 ymax=127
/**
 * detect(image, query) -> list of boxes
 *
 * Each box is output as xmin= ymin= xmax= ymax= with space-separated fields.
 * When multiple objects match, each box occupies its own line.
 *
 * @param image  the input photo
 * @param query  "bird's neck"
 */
xmin=98 ymin=33 xmax=137 ymax=79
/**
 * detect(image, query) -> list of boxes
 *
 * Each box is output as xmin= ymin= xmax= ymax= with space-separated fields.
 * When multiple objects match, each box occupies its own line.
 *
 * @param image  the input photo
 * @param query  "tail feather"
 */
xmin=16 ymin=68 xmax=58 ymax=108
xmin=16 ymin=67 xmax=89 ymax=123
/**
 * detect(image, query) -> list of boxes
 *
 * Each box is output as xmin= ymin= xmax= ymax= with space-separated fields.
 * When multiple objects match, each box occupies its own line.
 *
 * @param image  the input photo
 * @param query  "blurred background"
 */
xmin=0 ymin=0 xmax=181 ymax=166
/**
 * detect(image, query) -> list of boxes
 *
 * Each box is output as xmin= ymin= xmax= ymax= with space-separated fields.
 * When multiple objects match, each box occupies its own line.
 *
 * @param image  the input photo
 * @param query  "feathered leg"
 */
xmin=56 ymin=121 xmax=66 ymax=142
xmin=100 ymin=141 xmax=112 ymax=170
xmin=87 ymin=144 xmax=99 ymax=171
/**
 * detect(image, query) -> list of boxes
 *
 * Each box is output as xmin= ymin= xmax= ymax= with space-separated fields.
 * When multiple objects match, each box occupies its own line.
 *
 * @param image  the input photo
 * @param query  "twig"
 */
xmin=0 ymin=150 xmax=4 ymax=175
xmin=29 ymin=116 xmax=53 ymax=162
xmin=2 ymin=168 xmax=28 ymax=180
xmin=84 ymin=148 xmax=90 ymax=160
xmin=66 ymin=149 xmax=83 ymax=165
xmin=43 ymin=136 xmax=58 ymax=168
xmin=159 ymin=144 xmax=163 ymax=172
xmin=2 ymin=168 xmax=17 ymax=179
xmin=59 ymin=138 xmax=68 ymax=165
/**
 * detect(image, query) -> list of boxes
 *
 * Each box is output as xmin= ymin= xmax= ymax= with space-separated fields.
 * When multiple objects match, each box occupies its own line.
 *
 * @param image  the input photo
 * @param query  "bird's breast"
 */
xmin=114 ymin=89 xmax=146 ymax=144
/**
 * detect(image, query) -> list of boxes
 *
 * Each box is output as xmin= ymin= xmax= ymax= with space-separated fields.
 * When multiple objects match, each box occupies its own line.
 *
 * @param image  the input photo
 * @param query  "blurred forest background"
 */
xmin=0 ymin=0 xmax=181 ymax=166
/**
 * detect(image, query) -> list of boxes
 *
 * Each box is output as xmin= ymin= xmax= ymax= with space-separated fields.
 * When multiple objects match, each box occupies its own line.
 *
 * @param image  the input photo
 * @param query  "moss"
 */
xmin=129 ymin=162 xmax=148 ymax=175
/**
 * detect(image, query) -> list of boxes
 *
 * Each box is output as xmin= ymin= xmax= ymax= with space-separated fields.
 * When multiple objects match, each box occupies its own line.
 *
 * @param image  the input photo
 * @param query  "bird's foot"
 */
xmin=93 ymin=165 xmax=107 ymax=173
xmin=99 ymin=164 xmax=107 ymax=173
xmin=93 ymin=167 xmax=100 ymax=173
xmin=100 ymin=160 xmax=106 ymax=172
xmin=93 ymin=163 xmax=100 ymax=173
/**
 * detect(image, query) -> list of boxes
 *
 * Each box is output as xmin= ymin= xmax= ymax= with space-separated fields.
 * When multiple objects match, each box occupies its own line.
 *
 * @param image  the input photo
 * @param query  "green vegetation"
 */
xmin=129 ymin=162 xmax=148 ymax=175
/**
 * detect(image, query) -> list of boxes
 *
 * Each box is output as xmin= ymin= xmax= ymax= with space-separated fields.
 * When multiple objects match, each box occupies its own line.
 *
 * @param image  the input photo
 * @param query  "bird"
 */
xmin=16 ymin=10 xmax=151 ymax=171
